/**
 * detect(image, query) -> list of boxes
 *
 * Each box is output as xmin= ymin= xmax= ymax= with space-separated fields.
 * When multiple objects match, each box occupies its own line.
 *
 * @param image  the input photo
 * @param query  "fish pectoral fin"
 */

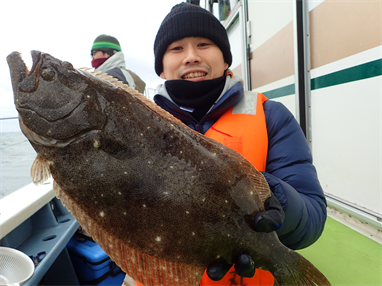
xmin=31 ymin=155 xmax=52 ymax=185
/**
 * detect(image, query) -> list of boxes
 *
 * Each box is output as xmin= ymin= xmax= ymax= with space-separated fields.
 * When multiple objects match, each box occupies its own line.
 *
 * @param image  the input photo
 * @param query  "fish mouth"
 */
xmin=7 ymin=50 xmax=43 ymax=98
xmin=7 ymin=50 xmax=41 ymax=80
xmin=7 ymin=51 xmax=29 ymax=92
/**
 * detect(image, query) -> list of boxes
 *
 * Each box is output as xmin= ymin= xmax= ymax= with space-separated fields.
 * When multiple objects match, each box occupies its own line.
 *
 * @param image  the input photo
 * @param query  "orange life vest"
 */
xmin=200 ymin=91 xmax=274 ymax=286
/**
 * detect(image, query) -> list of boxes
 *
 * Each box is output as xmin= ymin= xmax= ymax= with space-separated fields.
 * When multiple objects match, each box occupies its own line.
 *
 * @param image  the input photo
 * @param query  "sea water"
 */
xmin=0 ymin=132 xmax=36 ymax=199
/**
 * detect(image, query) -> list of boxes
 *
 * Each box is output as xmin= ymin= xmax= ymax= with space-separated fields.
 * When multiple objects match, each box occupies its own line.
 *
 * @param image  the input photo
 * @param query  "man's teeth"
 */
xmin=183 ymin=72 xmax=206 ymax=79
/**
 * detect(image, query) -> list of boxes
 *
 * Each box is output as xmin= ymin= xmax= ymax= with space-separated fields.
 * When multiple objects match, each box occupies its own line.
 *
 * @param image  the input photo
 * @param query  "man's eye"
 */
xmin=171 ymin=46 xmax=182 ymax=51
xmin=198 ymin=43 xmax=210 ymax=47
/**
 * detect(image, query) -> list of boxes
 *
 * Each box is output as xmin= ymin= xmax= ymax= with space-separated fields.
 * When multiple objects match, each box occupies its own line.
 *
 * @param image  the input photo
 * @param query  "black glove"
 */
xmin=207 ymin=172 xmax=285 ymax=281
xmin=206 ymin=254 xmax=255 ymax=281
xmin=252 ymin=172 xmax=285 ymax=233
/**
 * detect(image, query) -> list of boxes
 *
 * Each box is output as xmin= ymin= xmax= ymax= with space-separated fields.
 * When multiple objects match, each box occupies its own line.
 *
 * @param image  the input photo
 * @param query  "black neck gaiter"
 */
xmin=165 ymin=76 xmax=226 ymax=121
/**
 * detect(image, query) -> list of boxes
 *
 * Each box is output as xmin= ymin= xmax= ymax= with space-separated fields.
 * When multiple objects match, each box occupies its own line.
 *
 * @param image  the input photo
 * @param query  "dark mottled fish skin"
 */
xmin=7 ymin=51 xmax=331 ymax=286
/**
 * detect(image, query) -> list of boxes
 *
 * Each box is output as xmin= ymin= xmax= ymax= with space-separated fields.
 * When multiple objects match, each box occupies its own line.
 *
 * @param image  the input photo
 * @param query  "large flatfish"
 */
xmin=7 ymin=51 xmax=330 ymax=286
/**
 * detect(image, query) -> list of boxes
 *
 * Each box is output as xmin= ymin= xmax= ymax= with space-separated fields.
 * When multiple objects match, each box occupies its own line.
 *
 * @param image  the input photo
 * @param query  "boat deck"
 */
xmin=297 ymin=216 xmax=382 ymax=285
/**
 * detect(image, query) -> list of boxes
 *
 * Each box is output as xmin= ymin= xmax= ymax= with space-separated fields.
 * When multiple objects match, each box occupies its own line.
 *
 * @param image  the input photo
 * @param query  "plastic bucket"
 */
xmin=0 ymin=247 xmax=34 ymax=285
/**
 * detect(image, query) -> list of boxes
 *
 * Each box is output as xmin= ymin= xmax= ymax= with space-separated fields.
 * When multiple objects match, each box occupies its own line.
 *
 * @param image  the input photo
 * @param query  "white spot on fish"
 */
xmin=100 ymin=211 xmax=105 ymax=217
xmin=186 ymin=211 xmax=189 ymax=214
xmin=118 ymin=192 xmax=121 ymax=195
xmin=101 ymin=174 xmax=104 ymax=177
xmin=147 ymin=126 xmax=151 ymax=129
xmin=170 ymin=166 xmax=174 ymax=169
xmin=201 ymin=161 xmax=204 ymax=164
xmin=225 ymin=200 xmax=228 ymax=203
xmin=164 ymin=192 xmax=169 ymax=195
xmin=202 ymin=198 xmax=205 ymax=202
xmin=216 ymin=255 xmax=220 ymax=259
xmin=87 ymin=95 xmax=90 ymax=98
xmin=124 ymin=171 xmax=127 ymax=174
xmin=143 ymin=204 xmax=146 ymax=208
xmin=124 ymin=212 xmax=126 ymax=215
xmin=156 ymin=237 xmax=161 ymax=242
xmin=140 ymin=133 xmax=143 ymax=136
xmin=148 ymin=161 xmax=151 ymax=164
xmin=250 ymin=191 xmax=253 ymax=195
xmin=180 ymin=151 xmax=182 ymax=154
xmin=192 ymin=232 xmax=195 ymax=236
xmin=93 ymin=140 xmax=100 ymax=148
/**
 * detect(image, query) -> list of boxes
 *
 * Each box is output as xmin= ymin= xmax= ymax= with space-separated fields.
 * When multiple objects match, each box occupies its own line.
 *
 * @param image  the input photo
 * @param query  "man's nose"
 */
xmin=183 ymin=47 xmax=201 ymax=65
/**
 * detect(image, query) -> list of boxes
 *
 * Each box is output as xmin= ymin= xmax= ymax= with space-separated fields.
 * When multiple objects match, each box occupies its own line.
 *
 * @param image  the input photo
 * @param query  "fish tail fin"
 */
xmin=271 ymin=250 xmax=331 ymax=286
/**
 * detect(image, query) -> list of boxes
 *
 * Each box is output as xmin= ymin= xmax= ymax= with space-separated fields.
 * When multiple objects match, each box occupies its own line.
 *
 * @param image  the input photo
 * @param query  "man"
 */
xmin=91 ymin=34 xmax=146 ymax=94
xmin=149 ymin=2 xmax=327 ymax=286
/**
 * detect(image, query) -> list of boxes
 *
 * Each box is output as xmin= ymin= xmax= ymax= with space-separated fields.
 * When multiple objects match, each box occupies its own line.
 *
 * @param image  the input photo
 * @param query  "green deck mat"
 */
xmin=297 ymin=216 xmax=382 ymax=286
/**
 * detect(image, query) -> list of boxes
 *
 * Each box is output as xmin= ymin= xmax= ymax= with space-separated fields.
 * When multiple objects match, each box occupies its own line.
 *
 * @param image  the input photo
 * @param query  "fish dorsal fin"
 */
xmin=80 ymin=67 xmax=143 ymax=96
xmin=31 ymin=155 xmax=51 ymax=185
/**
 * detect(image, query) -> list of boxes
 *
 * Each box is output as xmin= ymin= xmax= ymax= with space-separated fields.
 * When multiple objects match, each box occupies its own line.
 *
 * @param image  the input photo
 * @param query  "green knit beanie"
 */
xmin=91 ymin=34 xmax=122 ymax=56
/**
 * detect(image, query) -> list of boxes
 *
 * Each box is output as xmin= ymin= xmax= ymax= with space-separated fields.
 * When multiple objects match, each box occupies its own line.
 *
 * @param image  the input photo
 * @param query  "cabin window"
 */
xmin=187 ymin=0 xmax=239 ymax=21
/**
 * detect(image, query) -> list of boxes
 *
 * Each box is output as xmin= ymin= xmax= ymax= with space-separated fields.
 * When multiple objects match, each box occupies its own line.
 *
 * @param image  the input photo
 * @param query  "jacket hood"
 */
xmin=95 ymin=51 xmax=126 ymax=72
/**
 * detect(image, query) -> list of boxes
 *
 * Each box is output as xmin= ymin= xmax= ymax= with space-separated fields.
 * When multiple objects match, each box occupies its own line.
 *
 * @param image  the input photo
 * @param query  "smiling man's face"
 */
xmin=160 ymin=37 xmax=228 ymax=82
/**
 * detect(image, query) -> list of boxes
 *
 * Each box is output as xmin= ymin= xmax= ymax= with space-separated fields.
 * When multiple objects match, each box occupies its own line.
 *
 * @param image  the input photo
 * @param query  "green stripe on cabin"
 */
xmin=262 ymin=59 xmax=382 ymax=99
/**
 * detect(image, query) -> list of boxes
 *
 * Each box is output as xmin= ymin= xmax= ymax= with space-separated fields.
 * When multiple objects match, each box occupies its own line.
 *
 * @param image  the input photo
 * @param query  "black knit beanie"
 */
xmin=154 ymin=2 xmax=232 ymax=76
xmin=91 ymin=34 xmax=122 ymax=56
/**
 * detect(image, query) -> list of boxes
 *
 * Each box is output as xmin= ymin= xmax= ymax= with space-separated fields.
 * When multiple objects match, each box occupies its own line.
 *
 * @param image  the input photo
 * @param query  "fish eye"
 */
xmin=41 ymin=68 xmax=55 ymax=81
xmin=62 ymin=61 xmax=74 ymax=70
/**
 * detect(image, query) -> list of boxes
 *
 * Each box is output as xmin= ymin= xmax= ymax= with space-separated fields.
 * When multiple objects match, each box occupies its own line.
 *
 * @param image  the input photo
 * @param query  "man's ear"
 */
xmin=160 ymin=71 xmax=166 ymax=79
xmin=224 ymin=62 xmax=229 ymax=70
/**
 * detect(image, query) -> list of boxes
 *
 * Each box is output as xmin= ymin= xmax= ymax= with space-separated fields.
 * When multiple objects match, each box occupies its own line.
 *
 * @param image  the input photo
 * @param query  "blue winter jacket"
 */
xmin=154 ymin=75 xmax=327 ymax=250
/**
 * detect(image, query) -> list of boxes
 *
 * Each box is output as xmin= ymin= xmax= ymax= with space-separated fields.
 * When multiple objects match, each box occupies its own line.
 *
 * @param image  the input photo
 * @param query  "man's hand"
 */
xmin=206 ymin=254 xmax=255 ymax=281
xmin=206 ymin=172 xmax=285 ymax=281
xmin=252 ymin=191 xmax=285 ymax=232
xmin=252 ymin=171 xmax=285 ymax=232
